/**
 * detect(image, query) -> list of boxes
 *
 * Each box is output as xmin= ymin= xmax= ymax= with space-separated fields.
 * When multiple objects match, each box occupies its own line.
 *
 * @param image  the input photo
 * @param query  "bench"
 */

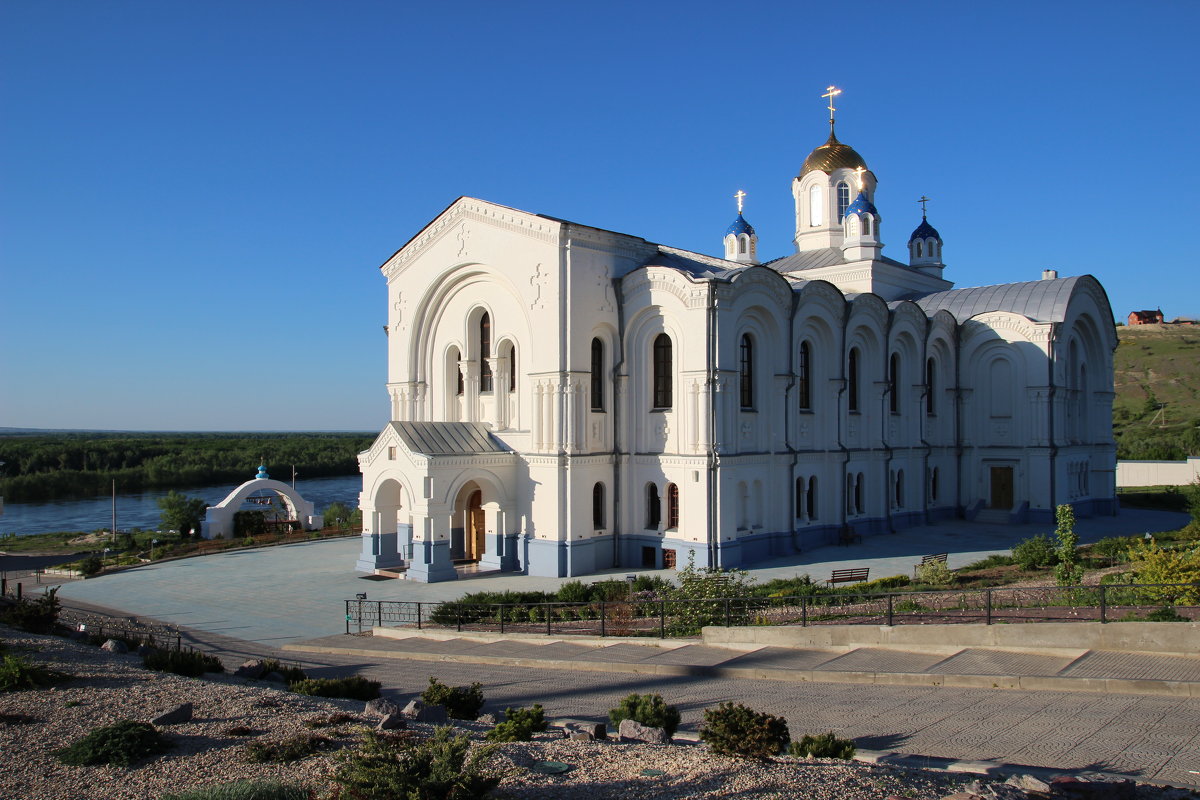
xmin=913 ymin=553 xmax=948 ymax=579
xmin=827 ymin=567 xmax=869 ymax=586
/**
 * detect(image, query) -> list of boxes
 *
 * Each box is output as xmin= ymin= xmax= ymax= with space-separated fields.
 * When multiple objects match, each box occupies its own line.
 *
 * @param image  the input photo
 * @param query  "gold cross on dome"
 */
xmin=734 ymin=190 xmax=746 ymax=214
xmin=854 ymin=166 xmax=866 ymax=192
xmin=919 ymin=195 xmax=931 ymax=218
xmin=822 ymin=85 xmax=842 ymax=127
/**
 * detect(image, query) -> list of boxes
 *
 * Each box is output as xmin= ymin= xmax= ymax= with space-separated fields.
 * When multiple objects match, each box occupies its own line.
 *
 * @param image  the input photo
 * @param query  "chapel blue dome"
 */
xmin=844 ymin=191 xmax=877 ymax=217
xmin=908 ymin=217 xmax=942 ymax=244
xmin=726 ymin=213 xmax=755 ymax=237
xmin=255 ymin=464 xmax=269 ymax=480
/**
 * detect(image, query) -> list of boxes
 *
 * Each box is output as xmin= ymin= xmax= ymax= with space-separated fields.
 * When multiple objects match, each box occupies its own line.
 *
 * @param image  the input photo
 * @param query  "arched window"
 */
xmin=846 ymin=474 xmax=855 ymax=515
xmin=848 ymin=348 xmax=860 ymax=412
xmin=795 ymin=476 xmax=805 ymax=519
xmin=807 ymin=476 xmax=818 ymax=520
xmin=646 ymin=483 xmax=661 ymax=529
xmin=889 ymin=353 xmax=900 ymax=414
xmin=666 ymin=483 xmax=679 ymax=529
xmin=738 ymin=236 xmax=747 ymax=254
xmin=863 ymin=216 xmax=872 ymax=236
xmin=926 ymin=357 xmax=936 ymax=415
xmin=590 ymin=338 xmax=604 ymax=411
xmin=739 ymin=334 xmax=754 ymax=409
xmin=798 ymin=341 xmax=812 ymax=410
xmin=836 ymin=182 xmax=850 ymax=222
xmin=652 ymin=334 xmax=673 ymax=410
xmin=895 ymin=470 xmax=904 ymax=508
xmin=479 ymin=312 xmax=493 ymax=393
xmin=916 ymin=241 xmax=923 ymax=258
xmin=846 ymin=217 xmax=858 ymax=237
xmin=855 ymin=472 xmax=865 ymax=515
xmin=930 ymin=467 xmax=939 ymax=503
xmin=592 ymin=482 xmax=605 ymax=529
xmin=505 ymin=341 xmax=517 ymax=393
xmin=449 ymin=346 xmax=463 ymax=396
xmin=808 ymin=185 xmax=822 ymax=227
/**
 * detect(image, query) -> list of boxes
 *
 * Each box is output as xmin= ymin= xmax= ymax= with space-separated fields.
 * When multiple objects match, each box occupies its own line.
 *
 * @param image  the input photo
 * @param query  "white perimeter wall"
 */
xmin=1116 ymin=457 xmax=1200 ymax=487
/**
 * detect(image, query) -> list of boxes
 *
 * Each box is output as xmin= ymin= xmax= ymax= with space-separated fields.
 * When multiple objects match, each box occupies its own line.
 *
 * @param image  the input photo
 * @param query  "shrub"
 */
xmin=0 ymin=587 xmax=61 ymax=633
xmin=485 ymin=704 xmax=547 ymax=742
xmin=158 ymin=781 xmax=310 ymax=800
xmin=1089 ymin=536 xmax=1135 ymax=563
xmin=142 ymin=648 xmax=225 ymax=677
xmin=55 ymin=720 xmax=173 ymax=766
xmin=290 ymin=676 xmax=381 ymax=701
xmin=421 ymin=677 xmax=484 ymax=720
xmin=608 ymin=693 xmax=680 ymax=738
xmin=914 ymin=559 xmax=954 ymax=586
xmin=1012 ymin=534 xmax=1058 ymax=570
xmin=960 ymin=554 xmax=1015 ymax=571
xmin=1126 ymin=539 xmax=1200 ymax=604
xmin=258 ymin=659 xmax=307 ymax=683
xmin=244 ymin=733 xmax=329 ymax=763
xmin=1054 ymin=504 xmax=1084 ymax=587
xmin=78 ymin=556 xmax=104 ymax=577
xmin=1145 ymin=606 xmax=1190 ymax=622
xmin=555 ymin=580 xmax=592 ymax=603
xmin=788 ymin=731 xmax=856 ymax=760
xmin=699 ymin=702 xmax=789 ymax=759
xmin=0 ymin=654 xmax=67 ymax=692
xmin=332 ymin=727 xmax=501 ymax=800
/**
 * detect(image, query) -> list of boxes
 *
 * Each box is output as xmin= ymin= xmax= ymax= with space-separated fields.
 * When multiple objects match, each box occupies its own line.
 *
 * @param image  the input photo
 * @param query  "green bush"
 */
xmin=290 ymin=675 xmax=381 ymax=701
xmin=244 ymin=733 xmax=328 ymax=763
xmin=788 ymin=731 xmax=856 ymax=760
xmin=420 ymin=677 xmax=484 ymax=720
xmin=1089 ymin=536 xmax=1135 ymax=563
xmin=608 ymin=693 xmax=680 ymax=738
xmin=1145 ymin=606 xmax=1190 ymax=622
xmin=914 ymin=560 xmax=954 ymax=586
xmin=0 ymin=654 xmax=67 ymax=692
xmin=332 ymin=727 xmax=501 ymax=800
xmin=0 ymin=587 xmax=61 ymax=633
xmin=699 ymin=702 xmax=789 ymax=759
xmin=555 ymin=580 xmax=592 ymax=603
xmin=959 ymin=554 xmax=1016 ymax=571
xmin=55 ymin=720 xmax=173 ymax=766
xmin=78 ymin=556 xmax=104 ymax=577
xmin=485 ymin=704 xmax=547 ymax=742
xmin=258 ymin=659 xmax=307 ymax=683
xmin=159 ymin=781 xmax=310 ymax=800
xmin=1012 ymin=534 xmax=1058 ymax=570
xmin=142 ymin=649 xmax=225 ymax=677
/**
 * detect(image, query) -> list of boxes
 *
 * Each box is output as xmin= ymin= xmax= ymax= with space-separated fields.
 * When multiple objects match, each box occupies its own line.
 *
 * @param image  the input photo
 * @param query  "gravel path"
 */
xmin=2 ymin=625 xmax=1193 ymax=800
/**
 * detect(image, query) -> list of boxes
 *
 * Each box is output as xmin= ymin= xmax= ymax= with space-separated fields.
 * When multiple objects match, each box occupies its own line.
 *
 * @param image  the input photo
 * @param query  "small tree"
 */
xmin=1053 ymin=504 xmax=1083 ymax=587
xmin=1126 ymin=539 xmax=1200 ymax=605
xmin=157 ymin=491 xmax=207 ymax=538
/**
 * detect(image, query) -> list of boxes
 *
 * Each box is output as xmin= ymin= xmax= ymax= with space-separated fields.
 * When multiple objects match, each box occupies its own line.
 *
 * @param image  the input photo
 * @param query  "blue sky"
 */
xmin=2 ymin=0 xmax=1198 ymax=431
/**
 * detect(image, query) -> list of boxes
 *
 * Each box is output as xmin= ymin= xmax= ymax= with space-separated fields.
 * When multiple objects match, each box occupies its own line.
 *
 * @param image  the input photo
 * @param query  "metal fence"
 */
xmin=344 ymin=582 xmax=1199 ymax=638
xmin=57 ymin=606 xmax=183 ymax=651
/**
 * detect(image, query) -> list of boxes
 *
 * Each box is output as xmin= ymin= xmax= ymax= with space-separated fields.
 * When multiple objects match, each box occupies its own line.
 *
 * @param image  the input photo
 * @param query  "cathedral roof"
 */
xmin=725 ymin=213 xmax=755 ymax=237
xmin=845 ymin=191 xmax=877 ymax=216
xmin=914 ymin=277 xmax=1086 ymax=323
xmin=908 ymin=217 xmax=942 ymax=244
xmin=391 ymin=421 xmax=511 ymax=456
xmin=800 ymin=132 xmax=868 ymax=177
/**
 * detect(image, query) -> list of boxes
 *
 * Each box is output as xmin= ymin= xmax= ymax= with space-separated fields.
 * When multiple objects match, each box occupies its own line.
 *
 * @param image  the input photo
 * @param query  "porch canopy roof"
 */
xmin=392 ymin=421 xmax=511 ymax=456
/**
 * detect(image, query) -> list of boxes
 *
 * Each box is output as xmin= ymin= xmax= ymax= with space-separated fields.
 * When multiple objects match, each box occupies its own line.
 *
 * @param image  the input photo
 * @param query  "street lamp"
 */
xmin=151 ymin=538 xmax=158 ymax=557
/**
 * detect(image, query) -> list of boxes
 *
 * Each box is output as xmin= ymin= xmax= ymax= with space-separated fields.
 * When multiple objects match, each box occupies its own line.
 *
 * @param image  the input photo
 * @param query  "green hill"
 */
xmin=1113 ymin=324 xmax=1200 ymax=459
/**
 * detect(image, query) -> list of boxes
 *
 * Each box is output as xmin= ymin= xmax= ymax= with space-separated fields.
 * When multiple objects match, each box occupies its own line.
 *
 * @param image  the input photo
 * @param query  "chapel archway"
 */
xmin=451 ymin=481 xmax=487 ymax=562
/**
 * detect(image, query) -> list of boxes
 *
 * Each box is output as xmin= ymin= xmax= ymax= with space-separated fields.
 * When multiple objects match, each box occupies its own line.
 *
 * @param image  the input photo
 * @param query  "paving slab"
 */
xmin=814 ymin=647 xmax=949 ymax=673
xmin=1060 ymin=650 xmax=1200 ymax=682
xmin=926 ymin=648 xmax=1076 ymax=676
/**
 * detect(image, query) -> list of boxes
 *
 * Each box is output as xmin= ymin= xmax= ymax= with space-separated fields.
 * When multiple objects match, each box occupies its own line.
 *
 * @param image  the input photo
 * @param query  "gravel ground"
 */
xmin=1 ymin=625 xmax=1192 ymax=800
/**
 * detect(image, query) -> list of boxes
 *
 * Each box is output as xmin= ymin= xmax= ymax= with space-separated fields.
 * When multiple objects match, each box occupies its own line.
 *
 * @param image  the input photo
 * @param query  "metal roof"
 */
xmin=392 ymin=421 xmax=510 ymax=456
xmin=914 ymin=276 xmax=1083 ymax=323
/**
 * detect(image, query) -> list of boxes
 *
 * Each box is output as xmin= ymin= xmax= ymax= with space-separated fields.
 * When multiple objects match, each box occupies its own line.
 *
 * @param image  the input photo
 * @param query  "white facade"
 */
xmin=357 ymin=124 xmax=1118 ymax=581
xmin=1116 ymin=458 xmax=1200 ymax=488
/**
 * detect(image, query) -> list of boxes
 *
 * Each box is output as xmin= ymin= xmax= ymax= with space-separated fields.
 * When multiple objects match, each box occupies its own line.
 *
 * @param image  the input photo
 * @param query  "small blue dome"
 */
xmin=845 ymin=191 xmax=878 ymax=217
xmin=725 ymin=213 xmax=755 ymax=237
xmin=908 ymin=217 xmax=942 ymax=244
xmin=255 ymin=464 xmax=269 ymax=480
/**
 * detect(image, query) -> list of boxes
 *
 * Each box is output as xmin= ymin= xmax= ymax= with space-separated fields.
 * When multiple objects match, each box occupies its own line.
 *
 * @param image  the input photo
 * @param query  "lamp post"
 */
xmin=151 ymin=538 xmax=158 ymax=558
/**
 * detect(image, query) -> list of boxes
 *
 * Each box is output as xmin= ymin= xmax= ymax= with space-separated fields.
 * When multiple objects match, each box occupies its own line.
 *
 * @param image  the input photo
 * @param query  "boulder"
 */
xmin=476 ymin=713 xmax=497 ymax=725
xmin=150 ymin=703 xmax=193 ymax=726
xmin=234 ymin=659 xmax=267 ymax=679
xmin=1006 ymin=775 xmax=1052 ymax=794
xmin=567 ymin=722 xmax=607 ymax=741
xmin=618 ymin=718 xmax=669 ymax=744
xmin=377 ymin=713 xmax=407 ymax=731
xmin=100 ymin=639 xmax=128 ymax=654
xmin=401 ymin=700 xmax=448 ymax=724
xmin=364 ymin=697 xmax=403 ymax=718
xmin=570 ymin=731 xmax=594 ymax=742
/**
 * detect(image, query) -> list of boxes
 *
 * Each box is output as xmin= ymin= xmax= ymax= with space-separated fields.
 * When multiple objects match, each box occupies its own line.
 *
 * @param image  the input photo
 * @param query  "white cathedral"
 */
xmin=356 ymin=98 xmax=1118 ymax=582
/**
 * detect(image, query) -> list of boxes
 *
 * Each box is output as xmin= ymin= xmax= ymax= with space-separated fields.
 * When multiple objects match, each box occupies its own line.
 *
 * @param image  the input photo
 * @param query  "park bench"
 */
xmin=913 ymin=552 xmax=948 ymax=578
xmin=827 ymin=567 xmax=869 ymax=586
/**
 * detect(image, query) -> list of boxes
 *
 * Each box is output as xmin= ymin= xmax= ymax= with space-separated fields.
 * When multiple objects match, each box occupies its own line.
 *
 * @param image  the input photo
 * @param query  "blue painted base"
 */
xmin=355 ymin=531 xmax=405 ymax=573
xmin=526 ymin=538 xmax=567 ymax=577
xmin=659 ymin=537 xmax=709 ymax=569
xmin=407 ymin=539 xmax=457 ymax=583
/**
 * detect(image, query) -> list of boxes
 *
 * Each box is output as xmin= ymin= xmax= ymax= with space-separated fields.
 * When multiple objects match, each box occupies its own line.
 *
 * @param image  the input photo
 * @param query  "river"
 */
xmin=0 ymin=475 xmax=363 ymax=537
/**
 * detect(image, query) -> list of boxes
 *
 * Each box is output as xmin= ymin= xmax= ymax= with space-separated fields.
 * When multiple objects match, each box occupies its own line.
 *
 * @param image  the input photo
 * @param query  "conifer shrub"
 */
xmin=55 ymin=720 xmax=173 ymax=767
xmin=158 ymin=781 xmax=310 ymax=800
xmin=332 ymin=727 xmax=501 ymax=800
xmin=258 ymin=659 xmax=307 ymax=683
xmin=420 ymin=676 xmax=484 ymax=720
xmin=485 ymin=704 xmax=547 ymax=742
xmin=608 ymin=693 xmax=680 ymax=737
xmin=1012 ymin=534 xmax=1059 ymax=570
xmin=0 ymin=654 xmax=67 ymax=692
xmin=244 ymin=733 xmax=329 ymax=763
xmin=0 ymin=587 xmax=61 ymax=633
xmin=788 ymin=731 xmax=856 ymax=760
xmin=142 ymin=648 xmax=225 ymax=677
xmin=289 ymin=675 xmax=380 ymax=701
xmin=699 ymin=702 xmax=789 ymax=759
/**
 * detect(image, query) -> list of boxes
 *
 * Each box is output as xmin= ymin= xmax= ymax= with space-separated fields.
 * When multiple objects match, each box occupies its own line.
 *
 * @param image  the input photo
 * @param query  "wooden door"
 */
xmin=989 ymin=466 xmax=1014 ymax=509
xmin=467 ymin=490 xmax=485 ymax=561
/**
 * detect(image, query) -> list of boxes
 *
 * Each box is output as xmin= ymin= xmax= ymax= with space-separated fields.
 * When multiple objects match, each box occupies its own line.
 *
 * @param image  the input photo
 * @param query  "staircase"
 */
xmin=973 ymin=508 xmax=1011 ymax=525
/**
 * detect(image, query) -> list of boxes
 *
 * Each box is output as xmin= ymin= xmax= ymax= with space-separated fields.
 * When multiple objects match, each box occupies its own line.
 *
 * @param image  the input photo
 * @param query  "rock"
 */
xmin=377 ymin=713 xmax=407 ymax=731
xmin=100 ymin=639 xmax=128 ymax=654
xmin=568 ymin=722 xmax=607 ymax=740
xmin=1049 ymin=775 xmax=1135 ymax=799
xmin=476 ymin=713 xmax=497 ymax=725
xmin=618 ymin=718 xmax=669 ymax=744
xmin=150 ymin=702 xmax=193 ymax=726
xmin=262 ymin=671 xmax=287 ymax=684
xmin=961 ymin=780 xmax=1027 ymax=800
xmin=1006 ymin=774 xmax=1052 ymax=794
xmin=234 ymin=659 xmax=267 ymax=679
xmin=401 ymin=700 xmax=448 ymax=724
xmin=364 ymin=697 xmax=402 ymax=718
xmin=569 ymin=731 xmax=594 ymax=742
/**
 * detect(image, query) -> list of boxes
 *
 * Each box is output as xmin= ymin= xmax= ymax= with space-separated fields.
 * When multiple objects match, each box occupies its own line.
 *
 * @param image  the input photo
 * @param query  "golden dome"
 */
xmin=800 ymin=132 xmax=868 ymax=177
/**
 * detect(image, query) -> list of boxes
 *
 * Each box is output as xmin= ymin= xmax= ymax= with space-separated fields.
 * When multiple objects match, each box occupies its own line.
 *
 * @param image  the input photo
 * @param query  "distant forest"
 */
xmin=0 ymin=432 xmax=374 ymax=502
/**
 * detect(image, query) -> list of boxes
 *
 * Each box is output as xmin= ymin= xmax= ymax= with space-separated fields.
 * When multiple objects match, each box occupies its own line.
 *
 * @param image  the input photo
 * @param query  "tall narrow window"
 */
xmin=808 ymin=185 xmax=822 ymax=227
xmin=895 ymin=470 xmax=904 ymax=508
xmin=863 ymin=216 xmax=872 ymax=236
xmin=592 ymin=482 xmax=605 ymax=529
xmin=889 ymin=353 xmax=900 ymax=414
xmin=646 ymin=483 xmax=661 ymax=529
xmin=798 ymin=341 xmax=812 ymax=410
xmin=449 ymin=346 xmax=463 ymax=396
xmin=846 ymin=474 xmax=855 ymax=514
xmin=916 ymin=241 xmax=923 ymax=258
xmin=508 ymin=343 xmax=517 ymax=393
xmin=930 ymin=467 xmax=939 ymax=503
xmin=837 ymin=182 xmax=851 ymax=222
xmin=666 ymin=483 xmax=679 ymax=529
xmin=652 ymin=334 xmax=672 ymax=410
xmin=739 ymin=334 xmax=754 ymax=409
xmin=807 ymin=476 xmax=817 ymax=520
xmin=848 ymin=348 xmax=860 ymax=412
xmin=795 ymin=477 xmax=805 ymax=519
xmin=479 ymin=312 xmax=493 ymax=392
xmin=855 ymin=472 xmax=865 ymax=515
xmin=590 ymin=338 xmax=604 ymax=411
xmin=926 ymin=358 xmax=936 ymax=415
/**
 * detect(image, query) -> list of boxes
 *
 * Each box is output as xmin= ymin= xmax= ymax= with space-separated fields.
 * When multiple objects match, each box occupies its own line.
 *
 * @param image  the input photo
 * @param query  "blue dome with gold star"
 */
xmin=908 ymin=217 xmax=942 ymax=244
xmin=845 ymin=191 xmax=877 ymax=217
xmin=726 ymin=213 xmax=755 ymax=237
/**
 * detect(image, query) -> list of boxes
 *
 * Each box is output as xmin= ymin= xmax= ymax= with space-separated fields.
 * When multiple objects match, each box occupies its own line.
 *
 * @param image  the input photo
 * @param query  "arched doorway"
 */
xmin=451 ymin=481 xmax=487 ymax=563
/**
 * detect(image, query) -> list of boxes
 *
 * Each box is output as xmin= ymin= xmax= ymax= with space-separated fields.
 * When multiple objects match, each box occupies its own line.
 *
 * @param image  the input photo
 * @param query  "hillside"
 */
xmin=1113 ymin=324 xmax=1200 ymax=459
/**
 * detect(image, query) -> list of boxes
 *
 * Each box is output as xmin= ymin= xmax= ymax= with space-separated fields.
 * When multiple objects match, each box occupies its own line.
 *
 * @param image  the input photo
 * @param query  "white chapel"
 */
xmin=356 ymin=93 xmax=1118 ymax=582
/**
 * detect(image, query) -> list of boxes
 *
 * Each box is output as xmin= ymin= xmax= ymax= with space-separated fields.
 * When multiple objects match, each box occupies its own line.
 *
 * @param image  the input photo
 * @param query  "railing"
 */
xmin=58 ymin=606 xmax=183 ymax=651
xmin=344 ymin=582 xmax=1199 ymax=638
